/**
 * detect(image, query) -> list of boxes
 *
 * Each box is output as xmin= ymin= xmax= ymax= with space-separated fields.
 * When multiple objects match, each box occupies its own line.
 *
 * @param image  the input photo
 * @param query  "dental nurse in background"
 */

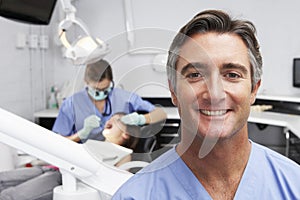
xmin=52 ymin=59 xmax=167 ymax=142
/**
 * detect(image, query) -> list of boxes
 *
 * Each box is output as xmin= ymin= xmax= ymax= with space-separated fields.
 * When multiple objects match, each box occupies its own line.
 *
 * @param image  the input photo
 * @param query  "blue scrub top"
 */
xmin=112 ymin=141 xmax=300 ymax=200
xmin=52 ymin=88 xmax=155 ymax=141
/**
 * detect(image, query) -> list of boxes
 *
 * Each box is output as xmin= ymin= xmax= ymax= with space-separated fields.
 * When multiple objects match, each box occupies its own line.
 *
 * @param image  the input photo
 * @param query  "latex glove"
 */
xmin=120 ymin=112 xmax=146 ymax=126
xmin=77 ymin=115 xmax=101 ymax=140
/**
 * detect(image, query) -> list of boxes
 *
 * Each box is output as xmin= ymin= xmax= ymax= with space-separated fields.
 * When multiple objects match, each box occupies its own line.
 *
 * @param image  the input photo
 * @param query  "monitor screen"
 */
xmin=0 ymin=0 xmax=57 ymax=25
xmin=293 ymin=58 xmax=300 ymax=88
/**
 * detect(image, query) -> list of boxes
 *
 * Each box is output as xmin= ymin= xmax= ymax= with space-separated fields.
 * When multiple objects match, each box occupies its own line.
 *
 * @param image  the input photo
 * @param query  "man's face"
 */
xmin=171 ymin=32 xmax=260 ymax=141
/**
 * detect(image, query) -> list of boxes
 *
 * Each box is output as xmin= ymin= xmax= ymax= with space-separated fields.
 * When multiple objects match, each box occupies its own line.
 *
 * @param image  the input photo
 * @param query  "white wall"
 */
xmin=0 ymin=18 xmax=53 ymax=120
xmin=1 ymin=0 xmax=300 ymax=120
xmin=0 ymin=2 xmax=83 ymax=120
xmin=65 ymin=0 xmax=300 ymax=96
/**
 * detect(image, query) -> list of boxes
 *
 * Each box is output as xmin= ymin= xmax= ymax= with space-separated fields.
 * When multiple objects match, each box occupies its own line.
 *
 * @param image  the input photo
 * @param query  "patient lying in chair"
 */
xmin=0 ymin=112 xmax=140 ymax=200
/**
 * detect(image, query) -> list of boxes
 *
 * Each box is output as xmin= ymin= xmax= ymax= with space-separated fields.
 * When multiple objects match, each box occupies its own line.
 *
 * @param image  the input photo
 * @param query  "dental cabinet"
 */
xmin=34 ymin=109 xmax=59 ymax=130
xmin=248 ymin=94 xmax=300 ymax=164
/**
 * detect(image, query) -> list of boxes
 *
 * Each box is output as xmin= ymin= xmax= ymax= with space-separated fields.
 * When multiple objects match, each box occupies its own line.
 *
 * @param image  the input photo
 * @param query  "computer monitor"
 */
xmin=0 ymin=0 xmax=57 ymax=25
xmin=293 ymin=58 xmax=300 ymax=88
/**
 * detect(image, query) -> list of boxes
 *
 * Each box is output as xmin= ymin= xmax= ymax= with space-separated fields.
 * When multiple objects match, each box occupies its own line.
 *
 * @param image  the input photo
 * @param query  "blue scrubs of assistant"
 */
xmin=52 ymin=87 xmax=155 ymax=141
xmin=112 ymin=141 xmax=300 ymax=200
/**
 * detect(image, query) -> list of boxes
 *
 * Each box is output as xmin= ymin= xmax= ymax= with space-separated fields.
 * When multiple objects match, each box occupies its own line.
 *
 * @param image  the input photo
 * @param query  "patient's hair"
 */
xmin=113 ymin=112 xmax=140 ymax=150
xmin=123 ymin=124 xmax=140 ymax=150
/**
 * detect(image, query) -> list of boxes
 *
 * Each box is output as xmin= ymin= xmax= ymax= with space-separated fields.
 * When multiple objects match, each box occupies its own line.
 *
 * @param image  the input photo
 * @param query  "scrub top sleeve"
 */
xmin=131 ymin=94 xmax=155 ymax=112
xmin=52 ymin=107 xmax=74 ymax=136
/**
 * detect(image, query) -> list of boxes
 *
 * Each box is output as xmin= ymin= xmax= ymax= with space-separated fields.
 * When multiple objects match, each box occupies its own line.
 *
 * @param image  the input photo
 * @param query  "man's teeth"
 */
xmin=200 ymin=110 xmax=227 ymax=116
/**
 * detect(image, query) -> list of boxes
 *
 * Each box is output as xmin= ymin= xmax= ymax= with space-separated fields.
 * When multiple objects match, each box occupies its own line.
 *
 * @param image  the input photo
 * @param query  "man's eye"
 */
xmin=226 ymin=72 xmax=241 ymax=79
xmin=186 ymin=73 xmax=202 ymax=79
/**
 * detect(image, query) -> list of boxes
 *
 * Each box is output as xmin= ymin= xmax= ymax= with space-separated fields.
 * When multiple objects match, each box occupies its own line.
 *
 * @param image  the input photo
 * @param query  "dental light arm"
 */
xmin=60 ymin=0 xmax=76 ymax=18
xmin=58 ymin=0 xmax=110 ymax=65
xmin=0 ymin=107 xmax=132 ymax=197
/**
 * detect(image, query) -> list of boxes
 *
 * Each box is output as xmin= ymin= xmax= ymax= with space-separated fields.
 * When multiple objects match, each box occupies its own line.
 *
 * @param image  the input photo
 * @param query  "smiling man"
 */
xmin=112 ymin=10 xmax=300 ymax=200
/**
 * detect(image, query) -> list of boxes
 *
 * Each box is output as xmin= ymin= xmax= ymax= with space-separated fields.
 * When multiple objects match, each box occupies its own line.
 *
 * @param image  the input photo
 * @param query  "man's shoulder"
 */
xmin=247 ymin=142 xmax=300 ymax=199
xmin=112 ymin=88 xmax=135 ymax=96
xmin=71 ymin=89 xmax=87 ymax=98
xmin=127 ymin=147 xmax=179 ymax=181
xmin=62 ymin=89 xmax=86 ymax=102
xmin=112 ymin=148 xmax=180 ymax=198
xmin=140 ymin=147 xmax=180 ymax=172
xmin=59 ymin=90 xmax=86 ymax=108
xmin=252 ymin=141 xmax=300 ymax=173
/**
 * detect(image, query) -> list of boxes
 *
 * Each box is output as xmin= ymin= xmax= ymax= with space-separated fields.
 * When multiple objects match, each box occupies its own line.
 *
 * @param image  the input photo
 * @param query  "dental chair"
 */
xmin=127 ymin=120 xmax=164 ymax=173
xmin=0 ymin=108 xmax=136 ymax=200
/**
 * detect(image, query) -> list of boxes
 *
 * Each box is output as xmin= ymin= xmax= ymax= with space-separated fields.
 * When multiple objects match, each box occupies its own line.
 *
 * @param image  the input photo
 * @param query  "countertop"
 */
xmin=34 ymin=107 xmax=300 ymax=138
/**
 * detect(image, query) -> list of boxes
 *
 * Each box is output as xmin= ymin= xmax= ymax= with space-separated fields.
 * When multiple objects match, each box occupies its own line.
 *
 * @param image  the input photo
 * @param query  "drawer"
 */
xmin=157 ymin=119 xmax=180 ymax=148
xmin=248 ymin=122 xmax=286 ymax=146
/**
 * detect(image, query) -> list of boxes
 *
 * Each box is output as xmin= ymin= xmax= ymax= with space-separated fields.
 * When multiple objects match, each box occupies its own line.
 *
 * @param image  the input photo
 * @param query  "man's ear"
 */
xmin=250 ymin=80 xmax=261 ymax=105
xmin=168 ymin=80 xmax=178 ymax=106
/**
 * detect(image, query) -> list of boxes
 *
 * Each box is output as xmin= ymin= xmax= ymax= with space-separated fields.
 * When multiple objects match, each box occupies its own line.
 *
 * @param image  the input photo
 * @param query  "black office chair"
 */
xmin=129 ymin=120 xmax=164 ymax=173
xmin=133 ymin=120 xmax=164 ymax=153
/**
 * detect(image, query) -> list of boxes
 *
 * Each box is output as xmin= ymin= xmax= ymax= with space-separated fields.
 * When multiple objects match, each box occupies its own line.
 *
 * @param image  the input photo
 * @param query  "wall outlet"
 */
xmin=29 ymin=34 xmax=39 ymax=49
xmin=40 ymin=35 xmax=49 ymax=49
xmin=16 ymin=33 xmax=27 ymax=49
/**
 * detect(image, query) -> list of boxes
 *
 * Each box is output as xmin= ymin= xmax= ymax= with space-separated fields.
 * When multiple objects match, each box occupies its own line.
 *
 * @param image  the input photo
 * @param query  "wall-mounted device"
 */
xmin=293 ymin=58 xmax=300 ymax=88
xmin=0 ymin=0 xmax=110 ymax=65
xmin=58 ymin=0 xmax=110 ymax=65
xmin=0 ymin=0 xmax=57 ymax=25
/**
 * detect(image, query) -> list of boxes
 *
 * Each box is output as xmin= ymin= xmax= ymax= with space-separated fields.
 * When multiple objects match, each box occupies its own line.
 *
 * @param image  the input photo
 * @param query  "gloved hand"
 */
xmin=77 ymin=115 xmax=101 ymax=140
xmin=120 ymin=112 xmax=146 ymax=126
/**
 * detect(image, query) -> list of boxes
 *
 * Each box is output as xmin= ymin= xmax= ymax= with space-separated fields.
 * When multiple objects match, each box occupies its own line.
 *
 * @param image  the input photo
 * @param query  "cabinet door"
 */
xmin=156 ymin=119 xmax=180 ymax=149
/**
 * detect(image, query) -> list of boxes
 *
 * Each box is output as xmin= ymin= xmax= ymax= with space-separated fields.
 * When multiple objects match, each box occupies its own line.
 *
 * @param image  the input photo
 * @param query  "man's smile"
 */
xmin=199 ymin=109 xmax=228 ymax=116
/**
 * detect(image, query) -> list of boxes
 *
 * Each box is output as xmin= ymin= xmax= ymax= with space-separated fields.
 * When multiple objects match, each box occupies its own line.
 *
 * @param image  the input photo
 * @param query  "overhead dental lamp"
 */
xmin=0 ymin=0 xmax=110 ymax=65
xmin=58 ymin=0 xmax=110 ymax=65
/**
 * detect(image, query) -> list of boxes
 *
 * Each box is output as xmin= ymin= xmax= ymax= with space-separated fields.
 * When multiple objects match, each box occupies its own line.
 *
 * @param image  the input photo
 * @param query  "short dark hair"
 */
xmin=123 ymin=125 xmax=140 ymax=150
xmin=84 ymin=59 xmax=113 ymax=83
xmin=112 ymin=112 xmax=140 ymax=150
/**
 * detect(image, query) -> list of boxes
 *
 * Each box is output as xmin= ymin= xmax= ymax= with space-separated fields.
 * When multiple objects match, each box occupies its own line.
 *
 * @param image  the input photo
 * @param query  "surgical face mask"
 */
xmin=87 ymin=82 xmax=113 ymax=101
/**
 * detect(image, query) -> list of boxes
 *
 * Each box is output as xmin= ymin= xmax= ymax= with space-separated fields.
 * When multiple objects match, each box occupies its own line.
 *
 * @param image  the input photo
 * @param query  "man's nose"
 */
xmin=202 ymin=75 xmax=226 ymax=103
